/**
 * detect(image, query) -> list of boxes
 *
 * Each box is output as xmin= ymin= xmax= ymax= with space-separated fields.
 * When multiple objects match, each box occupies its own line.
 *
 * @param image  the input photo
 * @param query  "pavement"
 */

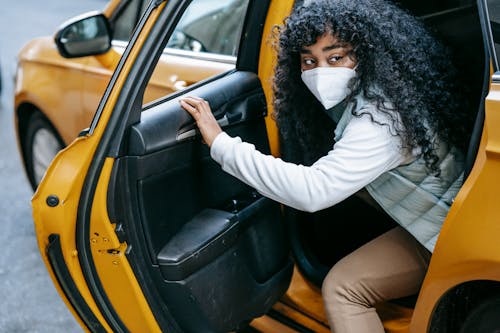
xmin=0 ymin=1 xmax=107 ymax=331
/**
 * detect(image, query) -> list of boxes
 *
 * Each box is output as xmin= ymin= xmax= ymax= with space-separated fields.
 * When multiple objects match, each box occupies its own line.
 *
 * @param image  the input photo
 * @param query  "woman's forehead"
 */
xmin=301 ymin=33 xmax=350 ymax=52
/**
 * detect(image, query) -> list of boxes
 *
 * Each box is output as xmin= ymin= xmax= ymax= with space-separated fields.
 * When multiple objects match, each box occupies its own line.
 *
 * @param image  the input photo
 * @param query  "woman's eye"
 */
xmin=329 ymin=56 xmax=343 ymax=63
xmin=302 ymin=58 xmax=315 ymax=66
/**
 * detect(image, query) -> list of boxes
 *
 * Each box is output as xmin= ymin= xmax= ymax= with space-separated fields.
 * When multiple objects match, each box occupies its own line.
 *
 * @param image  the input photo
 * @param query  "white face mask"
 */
xmin=301 ymin=67 xmax=356 ymax=109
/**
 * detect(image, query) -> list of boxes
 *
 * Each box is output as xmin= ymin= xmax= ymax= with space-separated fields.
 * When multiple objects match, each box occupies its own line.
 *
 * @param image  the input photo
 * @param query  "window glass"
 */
xmin=166 ymin=0 xmax=249 ymax=56
xmin=112 ymin=0 xmax=147 ymax=42
xmin=395 ymin=0 xmax=474 ymax=17
xmin=143 ymin=0 xmax=250 ymax=105
xmin=487 ymin=0 xmax=500 ymax=69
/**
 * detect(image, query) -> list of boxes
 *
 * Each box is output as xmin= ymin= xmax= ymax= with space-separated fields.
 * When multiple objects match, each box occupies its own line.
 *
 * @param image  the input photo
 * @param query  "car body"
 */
xmin=28 ymin=0 xmax=500 ymax=332
xmin=15 ymin=0 xmax=236 ymax=189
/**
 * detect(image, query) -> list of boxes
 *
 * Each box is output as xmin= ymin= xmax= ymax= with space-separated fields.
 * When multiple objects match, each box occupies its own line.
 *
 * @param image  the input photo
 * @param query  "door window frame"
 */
xmin=479 ymin=0 xmax=499 ymax=72
xmin=112 ymin=39 xmax=237 ymax=65
xmin=77 ymin=0 xmax=273 ymax=331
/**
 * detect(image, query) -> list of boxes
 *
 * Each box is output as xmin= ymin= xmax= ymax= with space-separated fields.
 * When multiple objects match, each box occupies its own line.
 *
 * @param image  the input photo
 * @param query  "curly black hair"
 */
xmin=273 ymin=0 xmax=471 ymax=174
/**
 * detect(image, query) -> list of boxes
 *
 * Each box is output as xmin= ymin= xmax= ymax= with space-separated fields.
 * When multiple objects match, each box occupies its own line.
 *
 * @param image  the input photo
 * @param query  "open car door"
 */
xmin=32 ymin=0 xmax=294 ymax=332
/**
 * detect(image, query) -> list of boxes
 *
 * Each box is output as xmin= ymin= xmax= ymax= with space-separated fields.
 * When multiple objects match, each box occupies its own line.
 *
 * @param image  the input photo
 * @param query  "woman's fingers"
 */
xmin=179 ymin=99 xmax=198 ymax=117
xmin=181 ymin=96 xmax=208 ymax=110
xmin=179 ymin=96 xmax=223 ymax=147
xmin=180 ymin=96 xmax=213 ymax=117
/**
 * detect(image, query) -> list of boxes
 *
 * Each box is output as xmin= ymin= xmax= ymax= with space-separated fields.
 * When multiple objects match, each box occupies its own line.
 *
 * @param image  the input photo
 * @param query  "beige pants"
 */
xmin=322 ymin=227 xmax=431 ymax=333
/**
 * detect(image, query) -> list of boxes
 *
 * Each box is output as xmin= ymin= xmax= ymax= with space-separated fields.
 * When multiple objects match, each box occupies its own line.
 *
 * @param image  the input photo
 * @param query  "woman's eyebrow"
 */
xmin=300 ymin=44 xmax=345 ymax=54
xmin=322 ymin=44 xmax=345 ymax=51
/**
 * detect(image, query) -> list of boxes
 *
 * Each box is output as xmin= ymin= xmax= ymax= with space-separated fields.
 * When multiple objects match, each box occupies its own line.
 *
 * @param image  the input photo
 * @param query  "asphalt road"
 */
xmin=0 ymin=1 xmax=106 ymax=331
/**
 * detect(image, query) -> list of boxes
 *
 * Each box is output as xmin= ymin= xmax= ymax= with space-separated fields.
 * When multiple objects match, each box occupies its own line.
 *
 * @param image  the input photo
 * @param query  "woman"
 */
xmin=180 ymin=0 xmax=470 ymax=331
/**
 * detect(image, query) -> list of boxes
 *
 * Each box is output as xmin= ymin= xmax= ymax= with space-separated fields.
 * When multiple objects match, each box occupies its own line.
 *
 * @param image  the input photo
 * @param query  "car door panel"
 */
xmin=128 ymin=71 xmax=264 ymax=154
xmin=33 ymin=0 xmax=292 ymax=331
xmin=107 ymin=71 xmax=292 ymax=332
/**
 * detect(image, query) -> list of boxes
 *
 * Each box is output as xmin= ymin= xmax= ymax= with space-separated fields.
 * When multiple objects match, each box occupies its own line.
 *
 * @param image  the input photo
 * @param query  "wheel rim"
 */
xmin=31 ymin=128 xmax=63 ymax=185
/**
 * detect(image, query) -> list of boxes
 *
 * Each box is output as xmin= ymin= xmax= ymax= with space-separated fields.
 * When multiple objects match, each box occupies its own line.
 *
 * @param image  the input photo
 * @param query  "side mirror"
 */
xmin=55 ymin=12 xmax=112 ymax=58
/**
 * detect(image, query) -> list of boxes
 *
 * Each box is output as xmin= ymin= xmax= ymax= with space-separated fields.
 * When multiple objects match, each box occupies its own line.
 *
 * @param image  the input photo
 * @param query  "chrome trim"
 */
xmin=176 ymin=115 xmax=229 ymax=141
xmin=57 ymin=10 xmax=102 ymax=30
xmin=492 ymin=71 xmax=500 ymax=83
xmin=420 ymin=4 xmax=475 ymax=20
xmin=163 ymin=48 xmax=236 ymax=64
xmin=176 ymin=128 xmax=196 ymax=141
xmin=111 ymin=40 xmax=129 ymax=48
xmin=111 ymin=41 xmax=236 ymax=64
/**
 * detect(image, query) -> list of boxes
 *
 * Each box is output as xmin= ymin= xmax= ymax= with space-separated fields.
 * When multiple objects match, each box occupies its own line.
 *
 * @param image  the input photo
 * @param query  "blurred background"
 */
xmin=0 ymin=1 xmax=106 ymax=331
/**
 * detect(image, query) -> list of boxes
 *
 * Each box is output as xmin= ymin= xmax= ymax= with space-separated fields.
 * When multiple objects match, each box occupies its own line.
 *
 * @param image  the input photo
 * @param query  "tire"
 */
xmin=460 ymin=296 xmax=500 ymax=333
xmin=23 ymin=111 xmax=65 ymax=190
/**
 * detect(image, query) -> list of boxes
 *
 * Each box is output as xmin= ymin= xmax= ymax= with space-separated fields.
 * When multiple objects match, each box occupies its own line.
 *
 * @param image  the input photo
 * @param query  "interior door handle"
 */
xmin=176 ymin=114 xmax=231 ymax=141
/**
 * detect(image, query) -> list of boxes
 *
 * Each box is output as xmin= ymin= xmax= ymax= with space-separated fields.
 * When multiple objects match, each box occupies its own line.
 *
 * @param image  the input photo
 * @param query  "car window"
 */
xmin=166 ymin=0 xmax=249 ymax=56
xmin=486 ymin=0 xmax=500 ymax=70
xmin=112 ymin=0 xmax=147 ymax=42
xmin=395 ymin=0 xmax=474 ymax=17
xmin=142 ymin=0 xmax=250 ymax=104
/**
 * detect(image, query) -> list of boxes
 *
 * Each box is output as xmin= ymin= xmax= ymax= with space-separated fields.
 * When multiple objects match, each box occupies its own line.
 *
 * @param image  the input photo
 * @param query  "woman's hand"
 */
xmin=179 ymin=96 xmax=222 ymax=147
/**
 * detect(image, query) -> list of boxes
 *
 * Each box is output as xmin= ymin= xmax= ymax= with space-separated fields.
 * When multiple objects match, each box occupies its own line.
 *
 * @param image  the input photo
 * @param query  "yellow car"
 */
xmin=29 ymin=0 xmax=500 ymax=332
xmin=15 ymin=0 xmax=236 ymax=189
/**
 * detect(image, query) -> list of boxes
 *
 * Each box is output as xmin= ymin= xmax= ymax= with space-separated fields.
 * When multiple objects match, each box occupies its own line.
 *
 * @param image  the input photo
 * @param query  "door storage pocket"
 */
xmin=156 ymin=197 xmax=292 ymax=333
xmin=157 ymin=208 xmax=238 ymax=281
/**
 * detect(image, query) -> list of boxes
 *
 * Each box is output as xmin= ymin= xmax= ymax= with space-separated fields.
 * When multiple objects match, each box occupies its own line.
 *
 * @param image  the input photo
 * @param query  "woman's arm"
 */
xmin=180 ymin=97 xmax=409 ymax=212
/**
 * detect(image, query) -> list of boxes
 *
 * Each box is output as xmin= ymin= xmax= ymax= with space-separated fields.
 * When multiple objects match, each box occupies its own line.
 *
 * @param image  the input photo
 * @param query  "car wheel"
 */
xmin=460 ymin=296 xmax=500 ymax=333
xmin=24 ymin=111 xmax=65 ymax=190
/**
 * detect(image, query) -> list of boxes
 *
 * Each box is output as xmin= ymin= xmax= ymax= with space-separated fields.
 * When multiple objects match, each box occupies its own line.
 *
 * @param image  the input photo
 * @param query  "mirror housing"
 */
xmin=55 ymin=12 xmax=112 ymax=58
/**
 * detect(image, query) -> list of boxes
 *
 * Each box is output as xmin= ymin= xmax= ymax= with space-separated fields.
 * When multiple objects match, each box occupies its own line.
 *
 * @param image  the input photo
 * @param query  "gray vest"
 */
xmin=331 ymin=96 xmax=464 ymax=252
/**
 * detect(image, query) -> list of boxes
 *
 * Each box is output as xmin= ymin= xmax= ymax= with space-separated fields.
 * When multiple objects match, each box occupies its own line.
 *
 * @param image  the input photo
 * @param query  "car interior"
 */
xmin=292 ymin=0 xmax=487 ymax=292
xmin=103 ymin=0 xmax=486 ymax=331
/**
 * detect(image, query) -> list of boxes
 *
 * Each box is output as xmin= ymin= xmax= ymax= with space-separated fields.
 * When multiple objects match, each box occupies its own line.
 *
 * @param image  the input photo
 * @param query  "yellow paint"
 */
xmin=102 ymin=0 xmax=121 ymax=17
xmin=377 ymin=303 xmax=413 ymax=333
xmin=15 ymin=36 xmax=92 ymax=144
xmin=32 ymin=2 xmax=166 ymax=332
xmin=32 ymin=136 xmax=113 ymax=332
xmin=251 ymin=313 xmax=304 ymax=333
xmin=409 ymin=79 xmax=500 ymax=332
xmin=31 ymin=0 xmax=500 ymax=332
xmin=90 ymin=158 xmax=161 ymax=332
xmin=258 ymin=0 xmax=294 ymax=157
xmin=281 ymin=267 xmax=328 ymax=325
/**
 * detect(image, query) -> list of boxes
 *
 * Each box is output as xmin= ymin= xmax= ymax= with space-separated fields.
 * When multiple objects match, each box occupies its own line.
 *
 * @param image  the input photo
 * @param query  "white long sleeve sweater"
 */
xmin=210 ymin=108 xmax=415 ymax=213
